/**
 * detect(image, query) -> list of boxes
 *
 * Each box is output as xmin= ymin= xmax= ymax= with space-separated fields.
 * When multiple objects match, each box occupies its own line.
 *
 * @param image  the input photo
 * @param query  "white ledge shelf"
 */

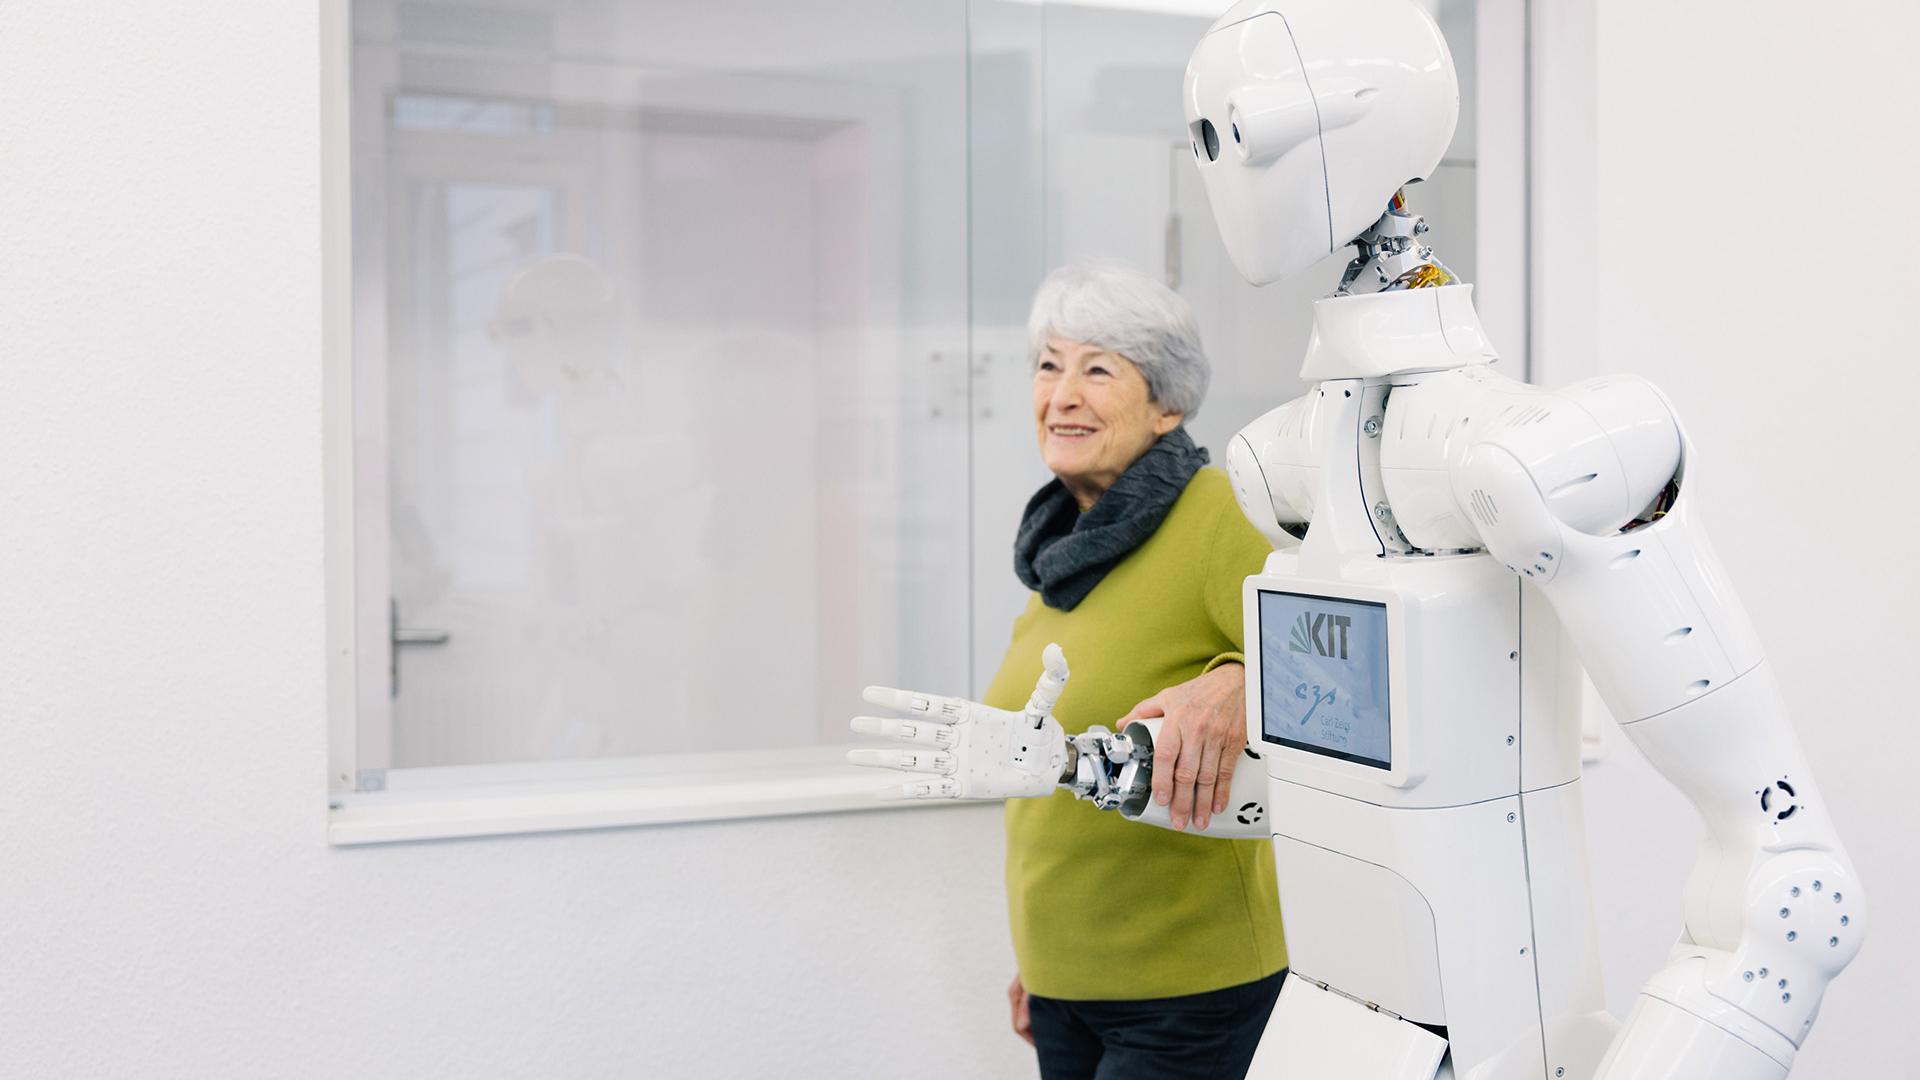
xmin=329 ymin=746 xmax=917 ymax=845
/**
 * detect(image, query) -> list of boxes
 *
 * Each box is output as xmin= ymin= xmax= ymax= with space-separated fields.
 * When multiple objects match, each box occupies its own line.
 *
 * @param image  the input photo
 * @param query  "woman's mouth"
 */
xmin=1048 ymin=424 xmax=1097 ymax=440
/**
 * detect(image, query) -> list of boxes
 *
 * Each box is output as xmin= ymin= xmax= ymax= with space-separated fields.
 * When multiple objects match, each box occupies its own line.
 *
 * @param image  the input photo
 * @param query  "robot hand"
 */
xmin=847 ymin=644 xmax=1072 ymax=800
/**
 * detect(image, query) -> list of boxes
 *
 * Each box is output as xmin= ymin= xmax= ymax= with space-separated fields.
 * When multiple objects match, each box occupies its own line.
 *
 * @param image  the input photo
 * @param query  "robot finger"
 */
xmin=846 ymin=747 xmax=957 ymax=775
xmin=875 ymin=776 xmax=961 ymax=800
xmin=862 ymin=685 xmax=973 ymax=722
xmin=1042 ymin=642 xmax=1070 ymax=682
xmin=1020 ymin=643 xmax=1071 ymax=729
xmin=849 ymin=716 xmax=957 ymax=748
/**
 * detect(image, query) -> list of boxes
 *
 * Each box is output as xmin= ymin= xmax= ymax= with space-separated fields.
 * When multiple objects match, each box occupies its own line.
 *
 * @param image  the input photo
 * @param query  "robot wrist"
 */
xmin=1061 ymin=724 xmax=1155 ymax=815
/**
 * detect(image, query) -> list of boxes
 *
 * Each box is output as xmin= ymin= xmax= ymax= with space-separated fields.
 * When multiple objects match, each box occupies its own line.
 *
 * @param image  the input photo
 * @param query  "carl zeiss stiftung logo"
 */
xmin=1287 ymin=611 xmax=1353 ymax=660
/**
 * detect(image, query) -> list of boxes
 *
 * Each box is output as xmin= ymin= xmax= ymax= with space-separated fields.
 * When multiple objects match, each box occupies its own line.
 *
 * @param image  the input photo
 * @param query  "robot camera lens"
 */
xmin=1200 ymin=119 xmax=1221 ymax=162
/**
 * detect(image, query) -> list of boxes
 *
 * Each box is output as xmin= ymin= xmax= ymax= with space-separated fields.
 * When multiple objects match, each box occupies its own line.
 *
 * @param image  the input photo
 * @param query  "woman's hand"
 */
xmin=1122 ymin=663 xmax=1246 ymax=832
xmin=1008 ymin=973 xmax=1035 ymax=1046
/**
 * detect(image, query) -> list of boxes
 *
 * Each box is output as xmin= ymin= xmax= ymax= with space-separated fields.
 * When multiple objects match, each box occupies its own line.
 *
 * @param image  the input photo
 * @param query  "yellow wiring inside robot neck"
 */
xmin=1395 ymin=263 xmax=1456 ymax=290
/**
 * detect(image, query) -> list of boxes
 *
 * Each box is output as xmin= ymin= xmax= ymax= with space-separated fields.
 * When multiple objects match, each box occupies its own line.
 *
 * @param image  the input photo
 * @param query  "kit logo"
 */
xmin=1288 ymin=611 xmax=1353 ymax=660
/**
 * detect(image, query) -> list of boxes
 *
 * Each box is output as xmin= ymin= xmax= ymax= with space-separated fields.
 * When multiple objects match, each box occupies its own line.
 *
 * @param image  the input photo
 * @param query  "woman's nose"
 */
xmin=1049 ymin=374 xmax=1084 ymax=410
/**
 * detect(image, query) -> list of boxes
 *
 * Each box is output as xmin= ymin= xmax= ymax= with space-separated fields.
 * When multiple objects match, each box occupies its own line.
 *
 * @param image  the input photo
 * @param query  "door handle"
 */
xmin=390 ymin=597 xmax=450 ymax=698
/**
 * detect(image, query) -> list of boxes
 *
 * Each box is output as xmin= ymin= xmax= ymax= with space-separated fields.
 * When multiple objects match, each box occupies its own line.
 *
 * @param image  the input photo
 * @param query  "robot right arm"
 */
xmin=848 ymin=644 xmax=1271 ymax=838
xmin=1438 ymin=374 xmax=1867 ymax=1078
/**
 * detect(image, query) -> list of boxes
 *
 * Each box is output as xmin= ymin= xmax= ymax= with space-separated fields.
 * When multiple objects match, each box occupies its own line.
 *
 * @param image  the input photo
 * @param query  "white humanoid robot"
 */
xmin=848 ymin=2 xmax=1864 ymax=1076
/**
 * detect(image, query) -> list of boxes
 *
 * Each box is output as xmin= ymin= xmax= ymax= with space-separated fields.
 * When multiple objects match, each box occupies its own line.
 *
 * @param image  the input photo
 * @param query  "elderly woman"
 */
xmin=987 ymin=263 xmax=1287 ymax=1079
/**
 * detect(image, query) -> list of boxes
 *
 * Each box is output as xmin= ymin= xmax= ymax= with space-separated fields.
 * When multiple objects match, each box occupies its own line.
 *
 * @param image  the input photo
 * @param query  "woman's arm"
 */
xmin=1122 ymin=662 xmax=1248 ymax=832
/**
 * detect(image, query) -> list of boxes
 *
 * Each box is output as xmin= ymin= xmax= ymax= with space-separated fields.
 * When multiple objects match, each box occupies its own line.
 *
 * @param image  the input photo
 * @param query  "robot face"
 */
xmin=1184 ymin=0 xmax=1460 ymax=286
xmin=1184 ymin=11 xmax=1331 ymax=286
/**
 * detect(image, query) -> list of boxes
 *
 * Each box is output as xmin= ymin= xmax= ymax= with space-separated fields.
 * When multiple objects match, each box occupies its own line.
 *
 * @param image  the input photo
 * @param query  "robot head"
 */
xmin=1184 ymin=0 xmax=1459 ymax=285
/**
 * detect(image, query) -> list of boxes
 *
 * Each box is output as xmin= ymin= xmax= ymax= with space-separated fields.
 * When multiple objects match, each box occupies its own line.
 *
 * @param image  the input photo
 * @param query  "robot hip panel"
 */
xmin=1270 ymin=778 xmax=1597 ymax=1077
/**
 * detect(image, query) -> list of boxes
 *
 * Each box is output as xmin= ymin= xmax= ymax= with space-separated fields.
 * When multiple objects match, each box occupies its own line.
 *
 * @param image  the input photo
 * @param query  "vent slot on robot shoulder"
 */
xmin=1548 ymin=472 xmax=1600 ymax=498
xmin=1468 ymin=488 xmax=1499 ymax=527
xmin=1498 ymin=403 xmax=1554 ymax=428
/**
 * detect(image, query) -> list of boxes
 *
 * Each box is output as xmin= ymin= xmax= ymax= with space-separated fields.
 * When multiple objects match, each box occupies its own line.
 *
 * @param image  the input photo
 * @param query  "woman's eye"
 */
xmin=1038 ymin=360 xmax=1059 ymax=372
xmin=1088 ymin=365 xmax=1110 ymax=377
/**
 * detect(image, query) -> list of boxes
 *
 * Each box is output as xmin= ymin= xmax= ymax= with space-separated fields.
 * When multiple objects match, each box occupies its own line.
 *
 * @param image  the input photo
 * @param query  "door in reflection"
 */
xmin=368 ymin=64 xmax=966 ymax=768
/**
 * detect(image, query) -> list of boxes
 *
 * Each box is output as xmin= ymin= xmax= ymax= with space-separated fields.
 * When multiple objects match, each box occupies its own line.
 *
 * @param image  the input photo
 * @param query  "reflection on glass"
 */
xmin=356 ymin=0 xmax=970 ymax=767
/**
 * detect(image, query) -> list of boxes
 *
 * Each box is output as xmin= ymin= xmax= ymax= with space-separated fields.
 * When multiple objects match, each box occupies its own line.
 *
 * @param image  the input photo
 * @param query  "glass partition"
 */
xmin=342 ymin=0 xmax=1497 ymax=803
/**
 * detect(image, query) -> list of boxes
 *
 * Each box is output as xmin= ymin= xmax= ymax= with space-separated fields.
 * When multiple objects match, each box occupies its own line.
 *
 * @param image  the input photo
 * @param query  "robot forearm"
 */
xmin=1586 ymin=666 xmax=1863 ymax=1079
xmin=850 ymin=647 xmax=1270 ymax=838
xmin=1063 ymin=716 xmax=1270 ymax=839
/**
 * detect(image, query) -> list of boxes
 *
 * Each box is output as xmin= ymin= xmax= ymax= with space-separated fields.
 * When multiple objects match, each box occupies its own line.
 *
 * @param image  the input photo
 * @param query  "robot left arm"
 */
xmin=1439 ymin=372 xmax=1866 ymax=1077
xmin=849 ymin=644 xmax=1270 ymax=838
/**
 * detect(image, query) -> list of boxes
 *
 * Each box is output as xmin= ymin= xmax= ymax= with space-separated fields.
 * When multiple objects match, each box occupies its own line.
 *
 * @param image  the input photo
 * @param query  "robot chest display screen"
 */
xmin=1256 ymin=590 xmax=1391 ymax=769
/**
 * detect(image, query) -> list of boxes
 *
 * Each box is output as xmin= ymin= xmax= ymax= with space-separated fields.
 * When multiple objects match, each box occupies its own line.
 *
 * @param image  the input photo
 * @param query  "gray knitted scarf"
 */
xmin=1014 ymin=427 xmax=1210 ymax=611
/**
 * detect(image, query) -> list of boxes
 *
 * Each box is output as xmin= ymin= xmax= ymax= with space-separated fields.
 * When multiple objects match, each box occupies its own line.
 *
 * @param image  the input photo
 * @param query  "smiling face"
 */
xmin=1033 ymin=337 xmax=1184 ymax=510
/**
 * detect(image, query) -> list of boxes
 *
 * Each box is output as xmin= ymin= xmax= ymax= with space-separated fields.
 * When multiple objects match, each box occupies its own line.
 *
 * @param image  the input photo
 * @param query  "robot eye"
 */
xmin=1199 ymin=118 xmax=1221 ymax=162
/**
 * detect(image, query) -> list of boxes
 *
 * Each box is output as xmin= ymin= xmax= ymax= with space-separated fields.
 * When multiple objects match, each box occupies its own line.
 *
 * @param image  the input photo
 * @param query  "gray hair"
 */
xmin=1025 ymin=262 xmax=1210 ymax=419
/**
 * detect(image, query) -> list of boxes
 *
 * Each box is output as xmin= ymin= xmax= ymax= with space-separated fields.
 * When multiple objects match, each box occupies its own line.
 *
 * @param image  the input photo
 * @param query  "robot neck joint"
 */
xmin=1334 ymin=192 xmax=1457 ymax=297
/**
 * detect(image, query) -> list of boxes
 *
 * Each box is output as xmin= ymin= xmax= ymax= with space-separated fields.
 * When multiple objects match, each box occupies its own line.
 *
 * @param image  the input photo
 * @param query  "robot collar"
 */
xmin=1299 ymin=283 xmax=1499 ymax=382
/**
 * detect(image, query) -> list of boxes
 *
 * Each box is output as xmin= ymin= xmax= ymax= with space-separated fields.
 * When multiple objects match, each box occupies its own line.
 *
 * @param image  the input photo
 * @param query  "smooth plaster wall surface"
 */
xmin=1543 ymin=2 xmax=1920 ymax=1074
xmin=0 ymin=5 xmax=1029 ymax=1078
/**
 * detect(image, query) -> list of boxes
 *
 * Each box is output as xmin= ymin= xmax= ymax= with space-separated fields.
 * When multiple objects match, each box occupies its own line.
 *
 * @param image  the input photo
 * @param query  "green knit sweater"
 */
xmin=987 ymin=467 xmax=1288 ymax=1001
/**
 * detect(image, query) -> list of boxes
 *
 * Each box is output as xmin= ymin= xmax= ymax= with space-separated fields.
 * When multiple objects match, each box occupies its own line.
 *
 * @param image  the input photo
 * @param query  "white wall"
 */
xmin=1539 ymin=2 xmax=1920 ymax=1072
xmin=0 ymin=6 xmax=1027 ymax=1078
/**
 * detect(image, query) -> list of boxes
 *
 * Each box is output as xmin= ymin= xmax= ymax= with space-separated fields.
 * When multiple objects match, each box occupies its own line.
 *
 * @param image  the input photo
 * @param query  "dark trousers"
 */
xmin=1027 ymin=969 xmax=1286 ymax=1080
